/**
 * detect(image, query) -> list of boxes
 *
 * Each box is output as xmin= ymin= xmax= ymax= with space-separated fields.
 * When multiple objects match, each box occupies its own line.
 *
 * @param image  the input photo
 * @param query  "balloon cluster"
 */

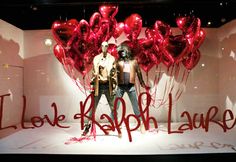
xmin=51 ymin=4 xmax=206 ymax=97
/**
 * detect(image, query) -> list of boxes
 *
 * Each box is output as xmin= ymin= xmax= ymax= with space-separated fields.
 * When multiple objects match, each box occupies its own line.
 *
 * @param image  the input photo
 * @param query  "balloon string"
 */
xmin=174 ymin=63 xmax=180 ymax=81
xmin=83 ymin=76 xmax=87 ymax=97
xmin=61 ymin=49 xmax=88 ymax=95
xmin=169 ymin=64 xmax=178 ymax=93
xmin=169 ymin=63 xmax=180 ymax=94
xmin=184 ymin=71 xmax=190 ymax=85
xmin=174 ymin=69 xmax=190 ymax=102
xmin=157 ymin=77 xmax=168 ymax=108
xmin=91 ymin=122 xmax=96 ymax=141
xmin=159 ymin=64 xmax=175 ymax=107
xmin=146 ymin=71 xmax=149 ymax=93
xmin=174 ymin=68 xmax=184 ymax=98
xmin=175 ymin=68 xmax=187 ymax=98
xmin=150 ymin=65 xmax=159 ymax=106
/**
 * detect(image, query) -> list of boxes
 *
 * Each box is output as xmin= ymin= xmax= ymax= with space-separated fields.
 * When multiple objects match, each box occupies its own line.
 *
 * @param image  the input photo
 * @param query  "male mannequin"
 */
xmin=82 ymin=41 xmax=117 ymax=136
xmin=115 ymin=43 xmax=149 ymax=133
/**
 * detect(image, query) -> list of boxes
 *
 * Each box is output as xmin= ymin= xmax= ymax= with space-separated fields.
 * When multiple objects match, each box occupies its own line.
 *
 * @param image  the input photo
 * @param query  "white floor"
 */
xmin=0 ymin=122 xmax=236 ymax=155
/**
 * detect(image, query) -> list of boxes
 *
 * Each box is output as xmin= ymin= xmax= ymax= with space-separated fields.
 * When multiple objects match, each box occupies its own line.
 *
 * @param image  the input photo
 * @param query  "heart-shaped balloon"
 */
xmin=176 ymin=16 xmax=195 ymax=32
xmin=107 ymin=43 xmax=118 ymax=59
xmin=185 ymin=17 xmax=201 ymax=39
xmin=89 ymin=12 xmax=102 ymax=34
xmin=154 ymin=20 xmax=172 ymax=38
xmin=137 ymin=51 xmax=156 ymax=72
xmin=113 ymin=22 xmax=124 ymax=39
xmin=124 ymin=13 xmax=142 ymax=41
xmin=73 ymin=54 xmax=91 ymax=77
xmin=182 ymin=49 xmax=201 ymax=71
xmin=78 ymin=19 xmax=90 ymax=41
xmin=99 ymin=5 xmax=118 ymax=18
xmin=145 ymin=28 xmax=156 ymax=41
xmin=51 ymin=19 xmax=78 ymax=47
xmin=162 ymin=54 xmax=174 ymax=68
xmin=96 ymin=17 xmax=116 ymax=44
xmin=139 ymin=38 xmax=154 ymax=49
xmin=162 ymin=35 xmax=190 ymax=63
xmin=53 ymin=44 xmax=65 ymax=63
xmin=189 ymin=28 xmax=206 ymax=52
xmin=153 ymin=20 xmax=172 ymax=54
xmin=136 ymin=40 xmax=157 ymax=73
xmin=152 ymin=44 xmax=162 ymax=65
xmin=121 ymin=40 xmax=142 ymax=58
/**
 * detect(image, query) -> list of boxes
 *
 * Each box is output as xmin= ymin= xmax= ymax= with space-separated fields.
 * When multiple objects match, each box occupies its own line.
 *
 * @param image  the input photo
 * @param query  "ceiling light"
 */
xmin=201 ymin=63 xmax=205 ymax=67
xmin=30 ymin=5 xmax=38 ymax=11
xmin=44 ymin=38 xmax=52 ymax=46
xmin=207 ymin=21 xmax=211 ymax=26
xmin=221 ymin=18 xmax=226 ymax=23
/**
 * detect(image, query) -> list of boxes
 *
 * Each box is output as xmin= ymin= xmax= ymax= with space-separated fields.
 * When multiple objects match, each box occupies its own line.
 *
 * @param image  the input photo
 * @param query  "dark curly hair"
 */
xmin=117 ymin=43 xmax=132 ymax=60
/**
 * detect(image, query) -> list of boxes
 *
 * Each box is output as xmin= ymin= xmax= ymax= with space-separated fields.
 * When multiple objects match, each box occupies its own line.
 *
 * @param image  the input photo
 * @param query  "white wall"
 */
xmin=0 ymin=19 xmax=24 ymax=128
xmin=22 ymin=26 xmax=223 ymax=123
xmin=1 ymin=19 xmax=236 ymax=124
xmin=218 ymin=20 xmax=236 ymax=116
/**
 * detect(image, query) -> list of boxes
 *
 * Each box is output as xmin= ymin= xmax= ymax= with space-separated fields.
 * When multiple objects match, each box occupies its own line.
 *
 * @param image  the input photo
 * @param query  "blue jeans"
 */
xmin=87 ymin=83 xmax=115 ymax=123
xmin=115 ymin=84 xmax=141 ymax=120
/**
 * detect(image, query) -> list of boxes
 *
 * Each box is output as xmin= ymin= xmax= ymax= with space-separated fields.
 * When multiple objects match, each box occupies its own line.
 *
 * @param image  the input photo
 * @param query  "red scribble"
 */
xmin=1 ymin=92 xmax=236 ymax=143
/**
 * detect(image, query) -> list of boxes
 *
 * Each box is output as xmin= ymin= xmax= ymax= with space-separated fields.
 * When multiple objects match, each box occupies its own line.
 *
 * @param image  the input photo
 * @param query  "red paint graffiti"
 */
xmin=1 ymin=93 xmax=236 ymax=142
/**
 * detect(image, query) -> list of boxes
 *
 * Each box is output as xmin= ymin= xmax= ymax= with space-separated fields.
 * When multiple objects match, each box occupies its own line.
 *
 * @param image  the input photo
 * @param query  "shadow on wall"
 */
xmin=0 ymin=34 xmax=21 ymax=64
xmin=0 ymin=34 xmax=22 ymax=94
xmin=219 ymin=32 xmax=236 ymax=114
xmin=0 ymin=34 xmax=23 ymax=138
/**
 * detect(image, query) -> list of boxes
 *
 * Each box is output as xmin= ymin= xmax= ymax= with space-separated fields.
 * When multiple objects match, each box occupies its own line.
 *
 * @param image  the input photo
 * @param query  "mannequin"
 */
xmin=115 ymin=43 xmax=149 ymax=134
xmin=82 ymin=41 xmax=118 ymax=136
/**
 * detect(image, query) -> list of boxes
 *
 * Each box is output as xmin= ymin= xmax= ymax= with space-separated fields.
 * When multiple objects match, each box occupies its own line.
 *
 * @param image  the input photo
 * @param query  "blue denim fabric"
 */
xmin=87 ymin=84 xmax=115 ymax=122
xmin=115 ymin=84 xmax=141 ymax=119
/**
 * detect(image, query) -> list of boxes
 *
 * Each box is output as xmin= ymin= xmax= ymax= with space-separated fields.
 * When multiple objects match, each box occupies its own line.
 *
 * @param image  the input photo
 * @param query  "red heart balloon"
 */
xmin=191 ymin=28 xmax=206 ymax=52
xmin=113 ymin=22 xmax=124 ymax=39
xmin=107 ymin=43 xmax=118 ymax=59
xmin=78 ymin=19 xmax=90 ymax=41
xmin=73 ymin=54 xmax=91 ymax=77
xmin=182 ymin=49 xmax=201 ymax=71
xmin=89 ymin=12 xmax=102 ymax=34
xmin=96 ymin=17 xmax=116 ymax=44
xmin=136 ymin=43 xmax=157 ymax=73
xmin=176 ymin=16 xmax=195 ymax=32
xmin=138 ymin=52 xmax=156 ymax=72
xmin=162 ymin=54 xmax=174 ymax=68
xmin=124 ymin=13 xmax=142 ymax=41
xmin=154 ymin=20 xmax=172 ymax=38
xmin=121 ymin=40 xmax=142 ymax=58
xmin=185 ymin=18 xmax=201 ymax=39
xmin=139 ymin=38 xmax=154 ymax=49
xmin=145 ymin=28 xmax=156 ymax=41
xmin=152 ymin=44 xmax=162 ymax=65
xmin=162 ymin=35 xmax=190 ymax=63
xmin=53 ymin=44 xmax=65 ymax=63
xmin=99 ymin=5 xmax=118 ymax=18
xmin=51 ymin=19 xmax=78 ymax=47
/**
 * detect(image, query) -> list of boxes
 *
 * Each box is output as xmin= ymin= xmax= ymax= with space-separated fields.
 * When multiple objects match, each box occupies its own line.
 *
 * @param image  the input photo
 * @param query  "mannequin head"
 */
xmin=117 ymin=44 xmax=131 ymax=59
xmin=101 ymin=41 xmax=108 ymax=54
